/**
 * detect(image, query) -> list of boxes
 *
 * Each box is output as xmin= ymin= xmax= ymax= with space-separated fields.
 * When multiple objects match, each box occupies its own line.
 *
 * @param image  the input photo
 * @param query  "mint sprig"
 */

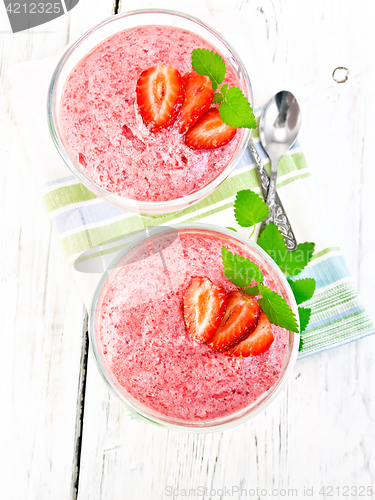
xmin=222 ymin=245 xmax=298 ymax=332
xmin=192 ymin=48 xmax=256 ymax=129
xmin=225 ymin=188 xmax=317 ymax=336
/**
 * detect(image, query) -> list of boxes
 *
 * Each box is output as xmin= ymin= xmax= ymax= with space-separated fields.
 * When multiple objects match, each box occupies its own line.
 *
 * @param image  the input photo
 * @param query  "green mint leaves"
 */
xmin=258 ymin=286 xmax=299 ymax=332
xmin=287 ymin=278 xmax=315 ymax=336
xmin=222 ymin=246 xmax=264 ymax=287
xmin=233 ymin=190 xmax=315 ymax=279
xmin=222 ymin=189 xmax=318 ymax=336
xmin=191 ymin=48 xmax=226 ymax=91
xmin=258 ymin=223 xmax=315 ymax=277
xmin=287 ymin=278 xmax=316 ymax=305
xmin=191 ymin=48 xmax=256 ymax=129
xmin=234 ymin=189 xmax=270 ymax=228
xmin=219 ymin=87 xmax=257 ymax=129
xmin=222 ymin=246 xmax=299 ymax=333
xmin=298 ymin=307 xmax=312 ymax=333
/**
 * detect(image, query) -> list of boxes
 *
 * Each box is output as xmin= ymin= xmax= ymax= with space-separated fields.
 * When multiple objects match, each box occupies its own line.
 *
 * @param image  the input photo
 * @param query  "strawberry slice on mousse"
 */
xmin=208 ymin=290 xmax=260 ymax=352
xmin=178 ymin=73 xmax=214 ymax=133
xmin=136 ymin=64 xmax=185 ymax=132
xmin=184 ymin=108 xmax=236 ymax=150
xmin=225 ymin=311 xmax=274 ymax=357
xmin=183 ymin=277 xmax=227 ymax=344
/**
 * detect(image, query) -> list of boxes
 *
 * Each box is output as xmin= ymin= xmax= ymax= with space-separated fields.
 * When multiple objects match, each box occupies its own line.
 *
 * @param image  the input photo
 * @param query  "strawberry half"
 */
xmin=136 ymin=65 xmax=185 ymax=132
xmin=225 ymin=312 xmax=274 ymax=357
xmin=178 ymin=73 xmax=214 ymax=133
xmin=184 ymin=108 xmax=236 ymax=150
xmin=183 ymin=277 xmax=227 ymax=343
xmin=208 ymin=290 xmax=260 ymax=352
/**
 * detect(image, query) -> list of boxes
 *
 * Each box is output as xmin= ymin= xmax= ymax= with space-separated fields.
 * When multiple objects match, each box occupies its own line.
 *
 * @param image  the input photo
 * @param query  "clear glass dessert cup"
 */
xmin=89 ymin=224 xmax=300 ymax=433
xmin=47 ymin=9 xmax=253 ymax=215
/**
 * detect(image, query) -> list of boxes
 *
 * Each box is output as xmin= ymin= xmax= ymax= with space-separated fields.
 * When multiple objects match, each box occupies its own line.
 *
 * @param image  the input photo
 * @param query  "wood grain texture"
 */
xmin=2 ymin=0 xmax=375 ymax=498
xmin=0 ymin=0 xmax=114 ymax=498
xmin=76 ymin=1 xmax=375 ymax=499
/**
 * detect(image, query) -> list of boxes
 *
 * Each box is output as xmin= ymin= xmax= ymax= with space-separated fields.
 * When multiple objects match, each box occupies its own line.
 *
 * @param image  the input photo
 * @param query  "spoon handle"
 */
xmin=259 ymin=200 xmax=298 ymax=251
xmin=261 ymin=160 xmax=298 ymax=250
xmin=247 ymin=138 xmax=270 ymax=199
xmin=248 ymin=139 xmax=298 ymax=251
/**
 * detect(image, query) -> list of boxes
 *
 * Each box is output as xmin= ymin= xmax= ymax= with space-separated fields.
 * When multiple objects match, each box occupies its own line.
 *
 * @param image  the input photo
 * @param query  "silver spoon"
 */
xmin=259 ymin=91 xmax=301 ymax=250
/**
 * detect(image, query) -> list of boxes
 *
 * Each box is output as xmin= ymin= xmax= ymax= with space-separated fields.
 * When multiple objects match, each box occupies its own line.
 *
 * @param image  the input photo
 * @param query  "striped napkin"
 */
xmin=8 ymin=55 xmax=375 ymax=358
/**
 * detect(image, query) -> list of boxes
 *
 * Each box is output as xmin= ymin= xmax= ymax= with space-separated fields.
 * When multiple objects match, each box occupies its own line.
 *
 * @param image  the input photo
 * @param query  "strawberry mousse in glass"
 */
xmin=48 ymin=10 xmax=253 ymax=215
xmin=90 ymin=224 xmax=300 ymax=432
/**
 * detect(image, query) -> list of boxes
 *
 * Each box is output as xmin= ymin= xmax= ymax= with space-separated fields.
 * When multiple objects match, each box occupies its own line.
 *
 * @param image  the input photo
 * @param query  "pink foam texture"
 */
xmin=97 ymin=232 xmax=288 ymax=422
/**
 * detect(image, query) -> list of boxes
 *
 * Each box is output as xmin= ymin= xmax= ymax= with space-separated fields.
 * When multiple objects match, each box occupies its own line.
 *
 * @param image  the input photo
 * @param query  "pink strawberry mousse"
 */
xmin=96 ymin=230 xmax=289 ymax=422
xmin=59 ymin=25 xmax=242 ymax=202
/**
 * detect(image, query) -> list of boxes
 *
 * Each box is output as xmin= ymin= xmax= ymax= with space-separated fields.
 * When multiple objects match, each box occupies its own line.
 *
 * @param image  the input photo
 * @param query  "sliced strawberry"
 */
xmin=208 ymin=290 xmax=260 ymax=352
xmin=136 ymin=65 xmax=185 ymax=132
xmin=184 ymin=108 xmax=236 ymax=150
xmin=178 ymin=73 xmax=214 ymax=133
xmin=183 ymin=277 xmax=227 ymax=343
xmin=225 ymin=312 xmax=274 ymax=357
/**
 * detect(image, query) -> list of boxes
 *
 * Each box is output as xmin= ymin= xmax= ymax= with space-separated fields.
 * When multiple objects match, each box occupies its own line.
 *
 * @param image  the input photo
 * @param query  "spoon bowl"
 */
xmin=259 ymin=91 xmax=301 ymax=163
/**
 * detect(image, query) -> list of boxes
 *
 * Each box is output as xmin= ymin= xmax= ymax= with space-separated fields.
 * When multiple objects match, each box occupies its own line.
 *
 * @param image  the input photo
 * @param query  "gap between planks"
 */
xmin=113 ymin=0 xmax=122 ymax=16
xmin=70 ymin=309 xmax=89 ymax=500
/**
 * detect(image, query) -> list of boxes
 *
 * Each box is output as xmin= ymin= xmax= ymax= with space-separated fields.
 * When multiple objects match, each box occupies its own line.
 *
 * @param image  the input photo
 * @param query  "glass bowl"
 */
xmin=47 ymin=9 xmax=253 ymax=215
xmin=89 ymin=224 xmax=300 ymax=432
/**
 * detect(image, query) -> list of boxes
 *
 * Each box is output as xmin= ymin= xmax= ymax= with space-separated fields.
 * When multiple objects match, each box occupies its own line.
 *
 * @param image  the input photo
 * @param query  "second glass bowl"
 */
xmin=89 ymin=224 xmax=299 ymax=432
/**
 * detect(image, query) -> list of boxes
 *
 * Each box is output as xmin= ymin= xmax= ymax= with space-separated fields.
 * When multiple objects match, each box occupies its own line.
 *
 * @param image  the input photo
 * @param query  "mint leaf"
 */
xmin=287 ymin=278 xmax=316 ymax=305
xmin=298 ymin=307 xmax=311 ymax=332
xmin=257 ymin=222 xmax=287 ymax=267
xmin=222 ymin=246 xmax=264 ymax=288
xmin=258 ymin=222 xmax=315 ymax=276
xmin=226 ymin=227 xmax=237 ymax=232
xmin=191 ymin=50 xmax=255 ymax=130
xmin=219 ymin=87 xmax=256 ymax=128
xmin=234 ymin=189 xmax=269 ymax=227
xmin=192 ymin=48 xmax=226 ymax=91
xmin=241 ymin=285 xmax=260 ymax=296
xmin=285 ymin=242 xmax=315 ymax=276
xmin=258 ymin=285 xmax=299 ymax=332
xmin=213 ymin=92 xmax=224 ymax=104
xmin=221 ymin=83 xmax=228 ymax=98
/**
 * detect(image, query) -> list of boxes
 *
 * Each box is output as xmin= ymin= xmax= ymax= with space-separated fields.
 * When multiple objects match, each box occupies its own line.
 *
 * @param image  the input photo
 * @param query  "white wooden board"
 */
xmin=0 ymin=1 xmax=115 ymax=498
xmin=1 ymin=0 xmax=375 ymax=498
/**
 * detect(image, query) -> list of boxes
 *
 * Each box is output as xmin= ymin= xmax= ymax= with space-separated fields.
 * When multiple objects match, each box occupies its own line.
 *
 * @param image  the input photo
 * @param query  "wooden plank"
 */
xmin=0 ymin=0 xmax=115 ymax=498
xmin=67 ymin=0 xmax=118 ymax=41
xmin=76 ymin=0 xmax=375 ymax=497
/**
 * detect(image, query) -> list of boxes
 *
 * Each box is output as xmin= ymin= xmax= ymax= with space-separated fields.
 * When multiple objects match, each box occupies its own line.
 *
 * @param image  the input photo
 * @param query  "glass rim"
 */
xmin=47 ymin=8 xmax=253 ymax=212
xmin=89 ymin=223 xmax=300 ymax=433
